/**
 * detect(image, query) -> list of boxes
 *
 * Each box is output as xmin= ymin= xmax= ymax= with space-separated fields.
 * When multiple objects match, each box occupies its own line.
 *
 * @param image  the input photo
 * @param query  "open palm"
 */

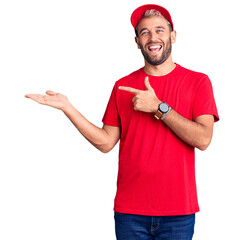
xmin=25 ymin=90 xmax=69 ymax=111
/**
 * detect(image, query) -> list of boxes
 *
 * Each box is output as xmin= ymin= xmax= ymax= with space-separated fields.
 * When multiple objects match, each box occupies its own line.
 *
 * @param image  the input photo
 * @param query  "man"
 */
xmin=25 ymin=4 xmax=219 ymax=240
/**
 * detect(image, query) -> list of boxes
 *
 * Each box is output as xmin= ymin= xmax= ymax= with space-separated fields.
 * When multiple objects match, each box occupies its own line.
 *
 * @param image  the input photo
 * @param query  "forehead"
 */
xmin=137 ymin=16 xmax=169 ymax=31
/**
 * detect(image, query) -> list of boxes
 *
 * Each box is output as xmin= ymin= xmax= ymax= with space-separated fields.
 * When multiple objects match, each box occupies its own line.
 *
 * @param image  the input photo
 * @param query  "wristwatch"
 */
xmin=154 ymin=102 xmax=171 ymax=120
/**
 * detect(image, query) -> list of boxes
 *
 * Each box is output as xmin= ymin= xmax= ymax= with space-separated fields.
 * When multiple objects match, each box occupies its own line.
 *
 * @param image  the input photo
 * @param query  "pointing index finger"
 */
xmin=119 ymin=86 xmax=140 ymax=95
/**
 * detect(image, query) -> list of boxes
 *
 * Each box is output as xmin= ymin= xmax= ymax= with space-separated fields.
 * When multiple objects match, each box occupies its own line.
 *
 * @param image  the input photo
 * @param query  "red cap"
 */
xmin=131 ymin=4 xmax=174 ymax=31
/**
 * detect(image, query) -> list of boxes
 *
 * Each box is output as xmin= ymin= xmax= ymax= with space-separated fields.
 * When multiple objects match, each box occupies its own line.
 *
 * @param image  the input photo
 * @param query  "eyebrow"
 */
xmin=139 ymin=28 xmax=148 ymax=34
xmin=139 ymin=26 xmax=166 ymax=34
xmin=155 ymin=26 xmax=166 ymax=30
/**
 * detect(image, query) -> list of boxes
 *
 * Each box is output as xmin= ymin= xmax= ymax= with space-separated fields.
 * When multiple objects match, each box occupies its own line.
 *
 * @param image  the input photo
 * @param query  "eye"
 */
xmin=157 ymin=29 xmax=164 ymax=33
xmin=141 ymin=31 xmax=149 ymax=36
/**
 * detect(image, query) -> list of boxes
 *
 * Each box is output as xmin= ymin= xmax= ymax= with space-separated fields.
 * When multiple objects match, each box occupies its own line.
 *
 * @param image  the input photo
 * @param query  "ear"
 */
xmin=135 ymin=36 xmax=140 ymax=49
xmin=171 ymin=30 xmax=177 ymax=44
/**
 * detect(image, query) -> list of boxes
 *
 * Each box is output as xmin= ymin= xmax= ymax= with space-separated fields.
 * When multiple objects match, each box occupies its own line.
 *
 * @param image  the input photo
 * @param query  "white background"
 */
xmin=0 ymin=0 xmax=243 ymax=239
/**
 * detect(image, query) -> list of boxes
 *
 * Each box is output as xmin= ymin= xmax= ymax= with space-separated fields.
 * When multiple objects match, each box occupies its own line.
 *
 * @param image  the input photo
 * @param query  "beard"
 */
xmin=139 ymin=37 xmax=172 ymax=66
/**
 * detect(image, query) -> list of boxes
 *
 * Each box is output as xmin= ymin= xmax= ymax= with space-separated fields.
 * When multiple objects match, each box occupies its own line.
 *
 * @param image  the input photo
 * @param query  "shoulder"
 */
xmin=115 ymin=68 xmax=143 ymax=86
xmin=177 ymin=64 xmax=208 ymax=79
xmin=176 ymin=64 xmax=211 ymax=87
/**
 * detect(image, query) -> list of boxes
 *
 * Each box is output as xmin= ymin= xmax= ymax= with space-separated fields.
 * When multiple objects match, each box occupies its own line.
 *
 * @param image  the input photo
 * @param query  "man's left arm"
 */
xmin=162 ymin=109 xmax=214 ymax=150
xmin=119 ymin=77 xmax=215 ymax=151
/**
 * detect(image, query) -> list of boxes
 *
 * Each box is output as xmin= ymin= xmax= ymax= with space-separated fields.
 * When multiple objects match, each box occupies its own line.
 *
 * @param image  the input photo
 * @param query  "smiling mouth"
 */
xmin=148 ymin=45 xmax=162 ymax=52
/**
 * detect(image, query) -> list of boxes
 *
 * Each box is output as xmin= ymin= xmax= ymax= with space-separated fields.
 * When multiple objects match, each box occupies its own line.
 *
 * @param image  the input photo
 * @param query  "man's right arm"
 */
xmin=25 ymin=90 xmax=120 ymax=153
xmin=63 ymin=103 xmax=120 ymax=153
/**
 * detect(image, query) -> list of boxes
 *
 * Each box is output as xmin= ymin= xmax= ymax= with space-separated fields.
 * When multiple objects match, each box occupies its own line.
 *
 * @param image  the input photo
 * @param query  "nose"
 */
xmin=149 ymin=31 xmax=158 ymax=42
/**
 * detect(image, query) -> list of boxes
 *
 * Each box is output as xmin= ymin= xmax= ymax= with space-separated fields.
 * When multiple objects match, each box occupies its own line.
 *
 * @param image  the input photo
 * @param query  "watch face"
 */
xmin=159 ymin=103 xmax=169 ymax=113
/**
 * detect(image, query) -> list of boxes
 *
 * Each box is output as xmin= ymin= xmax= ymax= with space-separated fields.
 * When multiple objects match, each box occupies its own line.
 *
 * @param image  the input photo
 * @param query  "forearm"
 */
xmin=162 ymin=109 xmax=212 ymax=150
xmin=25 ymin=90 xmax=116 ymax=152
xmin=62 ymin=102 xmax=111 ymax=152
xmin=118 ymin=78 xmax=214 ymax=150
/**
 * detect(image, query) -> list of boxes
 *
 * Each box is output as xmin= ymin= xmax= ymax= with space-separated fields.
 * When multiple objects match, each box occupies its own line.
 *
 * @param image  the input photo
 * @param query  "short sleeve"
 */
xmin=192 ymin=75 xmax=219 ymax=122
xmin=102 ymin=82 xmax=121 ymax=127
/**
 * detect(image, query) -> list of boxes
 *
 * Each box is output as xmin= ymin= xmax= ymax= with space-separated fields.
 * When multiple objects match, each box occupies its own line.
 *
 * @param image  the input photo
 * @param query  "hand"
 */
xmin=25 ymin=90 xmax=70 ymax=112
xmin=119 ymin=77 xmax=162 ymax=113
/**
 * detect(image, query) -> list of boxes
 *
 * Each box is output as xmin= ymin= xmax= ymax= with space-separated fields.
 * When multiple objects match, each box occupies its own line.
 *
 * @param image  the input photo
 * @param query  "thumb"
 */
xmin=46 ymin=90 xmax=57 ymax=96
xmin=144 ymin=77 xmax=154 ymax=91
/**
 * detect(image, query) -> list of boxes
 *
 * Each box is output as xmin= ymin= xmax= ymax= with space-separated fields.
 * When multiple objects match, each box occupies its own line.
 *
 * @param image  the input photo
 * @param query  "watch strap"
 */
xmin=160 ymin=106 xmax=171 ymax=120
xmin=154 ymin=103 xmax=171 ymax=120
xmin=154 ymin=109 xmax=164 ymax=119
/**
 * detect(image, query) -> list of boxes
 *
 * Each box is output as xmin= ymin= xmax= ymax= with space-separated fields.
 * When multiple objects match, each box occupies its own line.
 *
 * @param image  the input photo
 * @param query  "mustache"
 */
xmin=145 ymin=41 xmax=164 ymax=46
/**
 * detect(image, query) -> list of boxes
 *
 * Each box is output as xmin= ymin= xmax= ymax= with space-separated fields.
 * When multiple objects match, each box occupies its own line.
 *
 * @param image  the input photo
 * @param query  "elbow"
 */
xmin=98 ymin=144 xmax=114 ymax=154
xmin=100 ymin=148 xmax=111 ymax=154
xmin=196 ymin=137 xmax=212 ymax=151
xmin=197 ymin=144 xmax=209 ymax=151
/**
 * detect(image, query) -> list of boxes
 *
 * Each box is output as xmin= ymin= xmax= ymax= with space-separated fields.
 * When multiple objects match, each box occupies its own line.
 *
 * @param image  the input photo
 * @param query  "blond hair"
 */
xmin=135 ymin=9 xmax=173 ymax=36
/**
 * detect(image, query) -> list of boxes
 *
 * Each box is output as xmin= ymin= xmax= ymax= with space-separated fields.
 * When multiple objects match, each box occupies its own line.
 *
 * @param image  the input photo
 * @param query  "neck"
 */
xmin=144 ymin=55 xmax=176 ymax=76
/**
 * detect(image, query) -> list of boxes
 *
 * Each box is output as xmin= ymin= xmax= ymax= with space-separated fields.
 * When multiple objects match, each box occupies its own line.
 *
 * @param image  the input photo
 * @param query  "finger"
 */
xmin=25 ymin=94 xmax=44 ymax=99
xmin=25 ymin=93 xmax=35 ymax=98
xmin=25 ymin=94 xmax=47 ymax=104
xmin=144 ymin=76 xmax=153 ymax=91
xmin=119 ymin=86 xmax=140 ymax=95
xmin=46 ymin=90 xmax=57 ymax=96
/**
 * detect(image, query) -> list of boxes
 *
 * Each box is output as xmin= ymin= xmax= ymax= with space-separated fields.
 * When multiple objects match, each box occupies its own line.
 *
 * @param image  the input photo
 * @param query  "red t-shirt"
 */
xmin=102 ymin=64 xmax=219 ymax=216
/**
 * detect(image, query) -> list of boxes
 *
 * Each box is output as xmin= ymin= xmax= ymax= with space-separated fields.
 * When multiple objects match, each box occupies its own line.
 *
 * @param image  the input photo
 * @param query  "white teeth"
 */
xmin=148 ymin=45 xmax=162 ymax=51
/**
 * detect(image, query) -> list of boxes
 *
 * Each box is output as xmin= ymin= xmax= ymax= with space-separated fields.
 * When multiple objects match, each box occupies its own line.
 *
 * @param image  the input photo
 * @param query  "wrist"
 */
xmin=62 ymin=100 xmax=74 ymax=115
xmin=153 ymin=100 xmax=163 ymax=113
xmin=161 ymin=106 xmax=171 ymax=120
xmin=154 ymin=102 xmax=171 ymax=120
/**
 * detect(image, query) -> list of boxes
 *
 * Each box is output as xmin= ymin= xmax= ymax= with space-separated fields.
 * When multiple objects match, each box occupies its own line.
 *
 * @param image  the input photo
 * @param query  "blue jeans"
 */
xmin=114 ymin=211 xmax=195 ymax=240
